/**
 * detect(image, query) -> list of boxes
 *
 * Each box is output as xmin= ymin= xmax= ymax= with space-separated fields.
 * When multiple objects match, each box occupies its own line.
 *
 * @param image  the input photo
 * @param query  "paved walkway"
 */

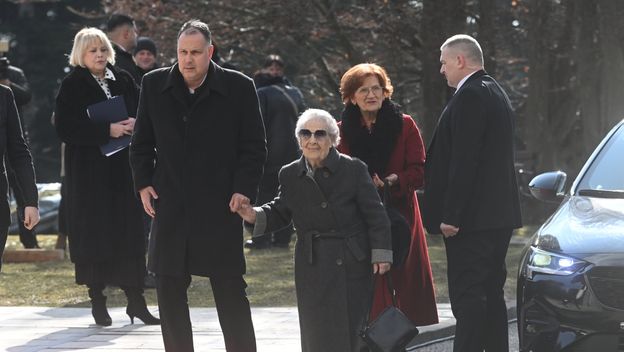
xmin=0 ymin=305 xmax=457 ymax=351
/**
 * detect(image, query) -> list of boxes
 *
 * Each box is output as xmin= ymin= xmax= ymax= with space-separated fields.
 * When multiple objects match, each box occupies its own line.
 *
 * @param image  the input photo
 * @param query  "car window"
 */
xmin=577 ymin=124 xmax=624 ymax=192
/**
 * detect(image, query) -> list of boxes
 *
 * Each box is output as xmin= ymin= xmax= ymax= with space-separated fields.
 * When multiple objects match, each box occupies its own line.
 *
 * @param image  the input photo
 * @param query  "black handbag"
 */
xmin=382 ymin=180 xmax=411 ymax=268
xmin=360 ymin=274 xmax=419 ymax=352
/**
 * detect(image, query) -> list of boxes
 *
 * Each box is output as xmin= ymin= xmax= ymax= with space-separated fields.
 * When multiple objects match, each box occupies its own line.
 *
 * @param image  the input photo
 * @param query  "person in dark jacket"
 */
xmin=237 ymin=108 xmax=392 ymax=352
xmin=245 ymin=55 xmax=306 ymax=249
xmin=107 ymin=14 xmax=141 ymax=83
xmin=423 ymin=34 xmax=522 ymax=352
xmin=133 ymin=37 xmax=159 ymax=80
xmin=54 ymin=27 xmax=159 ymax=327
xmin=0 ymin=84 xmax=39 ymax=271
xmin=0 ymin=56 xmax=39 ymax=249
xmin=130 ymin=20 xmax=266 ymax=352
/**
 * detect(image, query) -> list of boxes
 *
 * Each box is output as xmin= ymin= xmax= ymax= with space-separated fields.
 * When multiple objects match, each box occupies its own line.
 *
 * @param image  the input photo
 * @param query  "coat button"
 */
xmin=323 ymin=171 xmax=329 ymax=178
xmin=321 ymin=202 xmax=328 ymax=208
xmin=182 ymin=116 xmax=188 ymax=122
xmin=336 ymin=258 xmax=343 ymax=266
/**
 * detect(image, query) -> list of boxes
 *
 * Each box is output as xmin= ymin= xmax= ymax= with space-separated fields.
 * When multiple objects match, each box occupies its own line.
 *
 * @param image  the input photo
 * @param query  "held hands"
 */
xmin=373 ymin=262 xmax=391 ymax=275
xmin=139 ymin=186 xmax=159 ymax=218
xmin=23 ymin=206 xmax=40 ymax=230
xmin=229 ymin=193 xmax=250 ymax=213
xmin=230 ymin=193 xmax=257 ymax=223
xmin=236 ymin=203 xmax=257 ymax=224
xmin=372 ymin=173 xmax=399 ymax=189
xmin=440 ymin=222 xmax=460 ymax=238
xmin=109 ymin=118 xmax=136 ymax=138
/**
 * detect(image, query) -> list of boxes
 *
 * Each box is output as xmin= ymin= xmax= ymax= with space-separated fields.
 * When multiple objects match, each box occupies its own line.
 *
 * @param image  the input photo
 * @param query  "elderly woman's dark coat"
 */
xmin=54 ymin=64 xmax=145 ymax=285
xmin=251 ymin=148 xmax=392 ymax=352
xmin=130 ymin=62 xmax=266 ymax=277
xmin=0 ymin=85 xmax=37 ymax=271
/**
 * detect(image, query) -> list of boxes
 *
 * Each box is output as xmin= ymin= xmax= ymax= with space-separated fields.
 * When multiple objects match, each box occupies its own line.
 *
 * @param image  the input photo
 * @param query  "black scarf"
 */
xmin=341 ymin=99 xmax=403 ymax=176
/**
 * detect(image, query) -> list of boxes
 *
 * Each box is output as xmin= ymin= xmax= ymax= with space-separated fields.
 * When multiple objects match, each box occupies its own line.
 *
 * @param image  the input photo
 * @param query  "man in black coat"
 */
xmin=107 ymin=14 xmax=141 ymax=84
xmin=245 ymin=55 xmax=305 ymax=249
xmin=423 ymin=34 xmax=522 ymax=352
xmin=0 ymin=57 xmax=38 ymax=249
xmin=130 ymin=20 xmax=266 ymax=352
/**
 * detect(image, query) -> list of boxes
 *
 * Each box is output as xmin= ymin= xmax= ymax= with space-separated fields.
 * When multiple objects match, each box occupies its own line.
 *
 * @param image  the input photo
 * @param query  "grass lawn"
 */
xmin=1 ymin=227 xmax=534 ymax=307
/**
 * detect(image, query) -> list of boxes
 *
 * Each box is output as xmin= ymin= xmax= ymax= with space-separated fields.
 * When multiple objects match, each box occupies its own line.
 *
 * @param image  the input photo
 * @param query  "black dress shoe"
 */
xmin=244 ymin=239 xmax=272 ymax=249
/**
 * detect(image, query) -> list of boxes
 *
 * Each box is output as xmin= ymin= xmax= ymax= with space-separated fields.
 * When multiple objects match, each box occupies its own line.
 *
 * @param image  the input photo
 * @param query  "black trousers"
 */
xmin=156 ymin=274 xmax=256 ymax=352
xmin=444 ymin=228 xmax=512 ymax=352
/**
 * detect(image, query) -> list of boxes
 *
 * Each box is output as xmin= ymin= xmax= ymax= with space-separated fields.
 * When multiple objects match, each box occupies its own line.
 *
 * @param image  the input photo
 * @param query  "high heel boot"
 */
xmin=88 ymin=287 xmax=112 ymax=326
xmin=124 ymin=287 xmax=160 ymax=325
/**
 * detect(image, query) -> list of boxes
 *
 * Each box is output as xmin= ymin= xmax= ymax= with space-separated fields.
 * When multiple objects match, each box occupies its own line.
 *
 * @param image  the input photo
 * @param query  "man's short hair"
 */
xmin=263 ymin=54 xmax=284 ymax=68
xmin=441 ymin=34 xmax=484 ymax=67
xmin=107 ymin=14 xmax=135 ymax=32
xmin=177 ymin=20 xmax=212 ymax=45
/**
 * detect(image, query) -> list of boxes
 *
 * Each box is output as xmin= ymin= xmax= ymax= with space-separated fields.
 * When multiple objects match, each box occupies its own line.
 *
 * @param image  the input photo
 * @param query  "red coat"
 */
xmin=338 ymin=114 xmax=439 ymax=326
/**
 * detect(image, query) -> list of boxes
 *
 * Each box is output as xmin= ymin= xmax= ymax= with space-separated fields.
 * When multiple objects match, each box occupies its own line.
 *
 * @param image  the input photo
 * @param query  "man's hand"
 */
xmin=139 ymin=186 xmax=159 ymax=218
xmin=440 ymin=222 xmax=459 ymax=238
xmin=23 ymin=206 xmax=40 ymax=230
xmin=229 ymin=193 xmax=250 ymax=213
xmin=373 ymin=262 xmax=391 ymax=275
xmin=372 ymin=173 xmax=384 ymax=188
xmin=0 ymin=78 xmax=10 ymax=86
xmin=236 ymin=203 xmax=257 ymax=224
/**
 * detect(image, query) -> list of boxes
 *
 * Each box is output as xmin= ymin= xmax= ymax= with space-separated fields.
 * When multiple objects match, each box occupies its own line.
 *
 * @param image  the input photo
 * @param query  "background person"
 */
xmin=54 ymin=27 xmax=159 ymax=327
xmin=106 ymin=14 xmax=141 ymax=83
xmin=0 ymin=84 xmax=39 ymax=271
xmin=337 ymin=63 xmax=438 ymax=326
xmin=237 ymin=108 xmax=392 ymax=352
xmin=245 ymin=54 xmax=306 ymax=249
xmin=133 ymin=36 xmax=159 ymax=80
xmin=423 ymin=34 xmax=522 ymax=352
xmin=0 ymin=54 xmax=39 ymax=249
xmin=130 ymin=20 xmax=266 ymax=352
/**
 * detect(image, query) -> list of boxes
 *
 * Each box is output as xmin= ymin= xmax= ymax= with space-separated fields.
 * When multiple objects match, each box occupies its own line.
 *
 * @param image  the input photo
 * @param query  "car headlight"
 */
xmin=527 ymin=247 xmax=587 ymax=276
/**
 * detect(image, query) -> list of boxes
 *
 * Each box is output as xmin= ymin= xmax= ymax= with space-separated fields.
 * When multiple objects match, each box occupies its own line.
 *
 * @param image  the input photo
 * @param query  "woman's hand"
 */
xmin=23 ymin=206 xmax=40 ymax=230
xmin=372 ymin=173 xmax=385 ymax=188
xmin=373 ymin=262 xmax=391 ymax=275
xmin=236 ymin=203 xmax=257 ymax=224
xmin=385 ymin=173 xmax=398 ymax=187
xmin=109 ymin=118 xmax=135 ymax=138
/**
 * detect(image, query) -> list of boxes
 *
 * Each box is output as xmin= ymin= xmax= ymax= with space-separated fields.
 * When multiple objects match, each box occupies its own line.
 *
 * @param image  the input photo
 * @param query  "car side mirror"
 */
xmin=529 ymin=171 xmax=567 ymax=203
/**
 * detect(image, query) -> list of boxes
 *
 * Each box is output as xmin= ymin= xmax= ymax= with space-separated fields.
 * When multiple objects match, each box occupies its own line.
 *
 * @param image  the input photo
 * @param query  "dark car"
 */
xmin=517 ymin=119 xmax=624 ymax=351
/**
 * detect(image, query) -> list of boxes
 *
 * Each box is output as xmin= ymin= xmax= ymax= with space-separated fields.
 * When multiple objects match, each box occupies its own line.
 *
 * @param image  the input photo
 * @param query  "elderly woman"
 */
xmin=337 ymin=63 xmax=438 ymax=326
xmin=54 ymin=27 xmax=158 ymax=326
xmin=237 ymin=108 xmax=392 ymax=352
xmin=0 ymin=85 xmax=39 ymax=271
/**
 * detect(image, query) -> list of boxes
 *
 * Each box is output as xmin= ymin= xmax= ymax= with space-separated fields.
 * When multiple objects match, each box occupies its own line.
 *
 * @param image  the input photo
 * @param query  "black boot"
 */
xmin=124 ymin=287 xmax=160 ymax=325
xmin=88 ymin=286 xmax=112 ymax=326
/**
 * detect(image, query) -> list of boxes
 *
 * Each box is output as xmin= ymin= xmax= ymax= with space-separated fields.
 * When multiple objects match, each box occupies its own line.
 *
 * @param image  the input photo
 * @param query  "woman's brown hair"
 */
xmin=339 ymin=63 xmax=393 ymax=104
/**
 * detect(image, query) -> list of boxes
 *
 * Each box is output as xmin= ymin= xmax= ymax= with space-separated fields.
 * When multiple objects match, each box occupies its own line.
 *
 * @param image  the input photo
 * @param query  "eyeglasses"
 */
xmin=298 ymin=129 xmax=328 ymax=140
xmin=355 ymin=85 xmax=383 ymax=96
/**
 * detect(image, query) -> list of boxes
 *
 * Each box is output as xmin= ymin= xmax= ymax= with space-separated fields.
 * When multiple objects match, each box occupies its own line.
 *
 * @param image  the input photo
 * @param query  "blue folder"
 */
xmin=86 ymin=95 xmax=131 ymax=156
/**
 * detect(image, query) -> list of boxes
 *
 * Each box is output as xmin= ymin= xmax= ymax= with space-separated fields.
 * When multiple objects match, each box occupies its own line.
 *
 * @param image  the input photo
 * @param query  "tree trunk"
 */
xmin=420 ymin=0 xmax=466 ymax=144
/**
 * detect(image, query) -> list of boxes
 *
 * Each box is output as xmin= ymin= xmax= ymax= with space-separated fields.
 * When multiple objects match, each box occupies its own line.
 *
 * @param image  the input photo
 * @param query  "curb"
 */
xmin=407 ymin=303 xmax=517 ymax=350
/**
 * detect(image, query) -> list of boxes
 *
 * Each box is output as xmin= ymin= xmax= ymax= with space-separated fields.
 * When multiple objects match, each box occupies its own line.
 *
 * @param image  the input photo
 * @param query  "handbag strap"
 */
xmin=364 ymin=273 xmax=398 ymax=323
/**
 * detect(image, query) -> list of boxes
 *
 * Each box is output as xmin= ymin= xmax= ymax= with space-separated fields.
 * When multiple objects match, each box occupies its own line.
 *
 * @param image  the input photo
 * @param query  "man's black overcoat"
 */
xmin=130 ymin=62 xmax=266 ymax=277
xmin=423 ymin=70 xmax=522 ymax=234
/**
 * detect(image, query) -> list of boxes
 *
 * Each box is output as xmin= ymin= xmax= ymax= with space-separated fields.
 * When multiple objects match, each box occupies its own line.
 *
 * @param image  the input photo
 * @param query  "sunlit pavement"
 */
xmin=0 ymin=304 xmax=468 ymax=351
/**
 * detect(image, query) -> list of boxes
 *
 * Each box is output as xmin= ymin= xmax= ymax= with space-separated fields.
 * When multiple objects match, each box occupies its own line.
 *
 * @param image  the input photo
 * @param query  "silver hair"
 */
xmin=295 ymin=108 xmax=340 ymax=147
xmin=441 ymin=34 xmax=484 ymax=67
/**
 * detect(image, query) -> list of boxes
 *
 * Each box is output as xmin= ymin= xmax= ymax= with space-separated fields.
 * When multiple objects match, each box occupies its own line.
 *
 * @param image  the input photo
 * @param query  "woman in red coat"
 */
xmin=337 ymin=63 xmax=438 ymax=326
